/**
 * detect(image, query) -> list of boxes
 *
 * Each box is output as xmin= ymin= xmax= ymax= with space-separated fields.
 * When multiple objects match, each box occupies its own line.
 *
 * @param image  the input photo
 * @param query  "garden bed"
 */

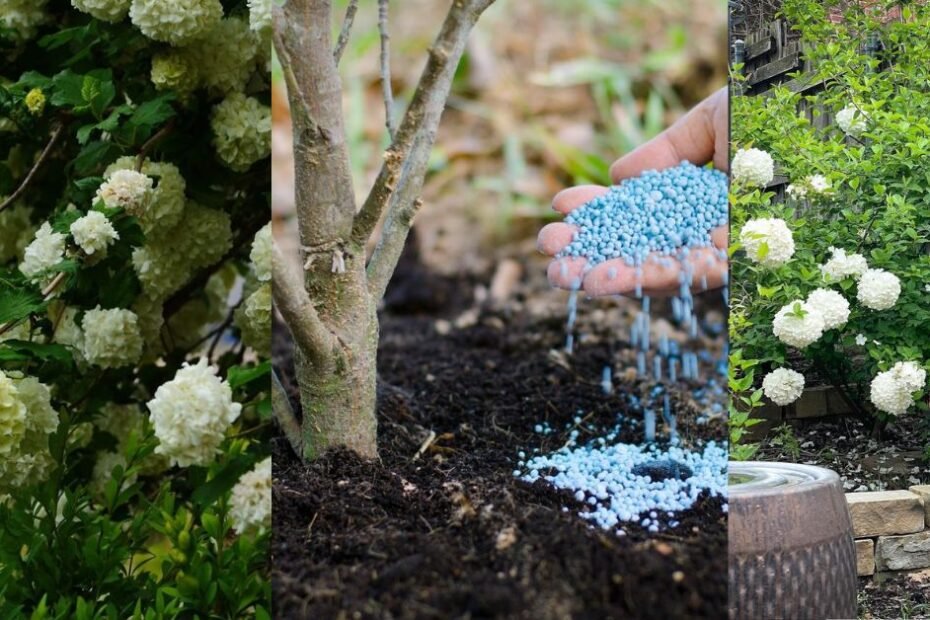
xmin=272 ymin=265 xmax=727 ymax=619
xmin=859 ymin=572 xmax=930 ymax=619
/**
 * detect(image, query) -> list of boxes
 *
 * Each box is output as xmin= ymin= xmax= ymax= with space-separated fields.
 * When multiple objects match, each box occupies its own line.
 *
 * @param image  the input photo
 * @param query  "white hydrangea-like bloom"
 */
xmin=70 ymin=211 xmax=120 ymax=257
xmin=71 ymin=0 xmax=130 ymax=22
xmin=151 ymin=50 xmax=200 ymax=96
xmin=855 ymin=334 xmax=867 ymax=346
xmin=772 ymin=300 xmax=825 ymax=349
xmin=19 ymin=222 xmax=66 ymax=282
xmin=821 ymin=247 xmax=868 ymax=282
xmin=808 ymin=174 xmax=831 ymax=194
xmin=95 ymin=169 xmax=153 ymax=214
xmin=0 ymin=375 xmax=59 ymax=490
xmin=836 ymin=104 xmax=868 ymax=137
xmin=229 ymin=456 xmax=271 ymax=534
xmin=105 ymin=157 xmax=186 ymax=234
xmin=0 ymin=0 xmax=50 ymax=41
xmin=806 ymin=288 xmax=850 ymax=330
xmin=91 ymin=451 xmax=136 ymax=497
xmin=857 ymin=268 xmax=901 ymax=311
xmin=251 ymin=223 xmax=271 ymax=282
xmin=0 ymin=204 xmax=36 ymax=263
xmin=870 ymin=362 xmax=926 ymax=415
xmin=50 ymin=305 xmax=84 ymax=360
xmin=187 ymin=18 xmax=258 ymax=96
xmin=147 ymin=359 xmax=241 ymax=467
xmin=182 ymin=202 xmax=233 ymax=268
xmin=211 ymin=93 xmax=272 ymax=172
xmin=738 ymin=218 xmax=795 ymax=268
xmin=129 ymin=0 xmax=222 ymax=45
xmin=247 ymin=0 xmax=271 ymax=33
xmin=786 ymin=183 xmax=807 ymax=200
xmin=731 ymin=148 xmax=774 ymax=187
xmin=762 ymin=368 xmax=805 ymax=406
xmin=235 ymin=283 xmax=271 ymax=356
xmin=0 ymin=372 xmax=27 ymax=459
xmin=81 ymin=307 xmax=144 ymax=368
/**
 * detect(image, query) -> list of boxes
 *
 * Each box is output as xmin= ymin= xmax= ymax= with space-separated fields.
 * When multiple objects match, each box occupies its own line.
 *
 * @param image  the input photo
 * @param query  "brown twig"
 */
xmin=0 ymin=271 xmax=68 ymax=338
xmin=0 ymin=123 xmax=66 ymax=214
xmin=378 ymin=0 xmax=396 ymax=140
xmin=333 ymin=0 xmax=358 ymax=64
xmin=136 ymin=118 xmax=177 ymax=171
xmin=272 ymin=368 xmax=303 ymax=456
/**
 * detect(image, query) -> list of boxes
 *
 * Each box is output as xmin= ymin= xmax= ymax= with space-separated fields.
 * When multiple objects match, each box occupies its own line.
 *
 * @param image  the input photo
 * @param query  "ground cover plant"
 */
xmin=0 ymin=1 xmax=272 ymax=616
xmin=729 ymin=0 xmax=930 ymax=459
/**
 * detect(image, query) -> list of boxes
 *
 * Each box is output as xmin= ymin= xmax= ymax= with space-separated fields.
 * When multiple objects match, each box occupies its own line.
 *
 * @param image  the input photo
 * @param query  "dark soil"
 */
xmin=859 ymin=572 xmax=930 ymax=619
xmin=272 ymin=266 xmax=727 ymax=619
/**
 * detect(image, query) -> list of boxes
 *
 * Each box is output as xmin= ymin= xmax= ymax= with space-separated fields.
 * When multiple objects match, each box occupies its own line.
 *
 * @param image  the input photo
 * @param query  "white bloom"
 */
xmin=808 ymin=174 xmax=831 ymax=194
xmin=772 ymin=300 xmax=825 ymax=349
xmin=229 ymin=456 xmax=271 ymax=534
xmin=247 ymin=0 xmax=271 ymax=33
xmin=129 ymin=0 xmax=223 ymax=45
xmin=738 ymin=218 xmax=795 ymax=267
xmin=187 ymin=18 xmax=259 ymax=96
xmin=19 ymin=222 xmax=66 ymax=282
xmin=70 ymin=211 xmax=119 ymax=257
xmin=855 ymin=334 xmax=867 ymax=346
xmin=925 ymin=284 xmax=930 ymax=293
xmin=104 ymin=158 xmax=186 ymax=235
xmin=250 ymin=223 xmax=271 ymax=282
xmin=762 ymin=368 xmax=805 ymax=406
xmin=95 ymin=169 xmax=153 ymax=214
xmin=857 ymin=268 xmax=901 ymax=311
xmin=0 ymin=375 xmax=59 ymax=490
xmin=235 ymin=283 xmax=271 ymax=357
xmin=81 ymin=307 xmax=144 ymax=368
xmin=836 ymin=104 xmax=869 ymax=137
xmin=786 ymin=183 xmax=808 ymax=200
xmin=870 ymin=362 xmax=926 ymax=415
xmin=71 ymin=0 xmax=130 ymax=22
xmin=211 ymin=93 xmax=272 ymax=172
xmin=732 ymin=148 xmax=774 ymax=187
xmin=806 ymin=288 xmax=850 ymax=330
xmin=147 ymin=359 xmax=242 ymax=467
xmin=821 ymin=247 xmax=868 ymax=282
xmin=0 ymin=0 xmax=50 ymax=41
xmin=0 ymin=371 xmax=27 ymax=459
xmin=151 ymin=49 xmax=200 ymax=96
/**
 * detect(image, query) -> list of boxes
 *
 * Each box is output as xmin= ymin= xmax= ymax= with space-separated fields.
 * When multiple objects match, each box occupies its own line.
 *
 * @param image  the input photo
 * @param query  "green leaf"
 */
xmin=129 ymin=95 xmax=176 ymax=129
xmin=226 ymin=361 xmax=271 ymax=390
xmin=0 ymin=286 xmax=44 ymax=324
xmin=191 ymin=456 xmax=255 ymax=508
xmin=0 ymin=341 xmax=73 ymax=363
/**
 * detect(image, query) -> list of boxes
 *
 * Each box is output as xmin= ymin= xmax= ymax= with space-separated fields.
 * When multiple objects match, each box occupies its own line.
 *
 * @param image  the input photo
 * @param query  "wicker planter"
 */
xmin=729 ymin=462 xmax=858 ymax=620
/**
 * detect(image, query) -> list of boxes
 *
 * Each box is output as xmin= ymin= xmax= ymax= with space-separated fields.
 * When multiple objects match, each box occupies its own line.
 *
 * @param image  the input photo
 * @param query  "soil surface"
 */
xmin=859 ymin=572 xmax=930 ymax=619
xmin=273 ymin=267 xmax=728 ymax=619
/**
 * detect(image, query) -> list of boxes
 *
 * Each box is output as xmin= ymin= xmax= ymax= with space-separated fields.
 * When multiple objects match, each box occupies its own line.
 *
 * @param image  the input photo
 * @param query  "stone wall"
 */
xmin=848 ymin=486 xmax=930 ymax=576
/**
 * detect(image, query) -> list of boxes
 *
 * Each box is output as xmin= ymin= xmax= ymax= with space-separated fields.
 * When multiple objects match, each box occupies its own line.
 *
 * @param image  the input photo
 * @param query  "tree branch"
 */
xmin=272 ymin=368 xmax=303 ymax=456
xmin=0 ymin=122 xmax=65 ymax=214
xmin=333 ymin=0 xmax=359 ymax=64
xmin=360 ymin=0 xmax=497 ymax=296
xmin=378 ymin=0 xmax=396 ymax=141
xmin=272 ymin=243 xmax=339 ymax=367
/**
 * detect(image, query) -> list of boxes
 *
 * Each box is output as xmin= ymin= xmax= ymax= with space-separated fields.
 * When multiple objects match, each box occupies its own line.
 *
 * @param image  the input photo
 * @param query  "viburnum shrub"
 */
xmin=730 ymin=0 xmax=930 ymax=448
xmin=0 ymin=1 xmax=271 ymax=616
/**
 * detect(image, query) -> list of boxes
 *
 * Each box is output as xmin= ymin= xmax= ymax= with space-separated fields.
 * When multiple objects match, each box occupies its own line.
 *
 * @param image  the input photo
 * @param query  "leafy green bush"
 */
xmin=0 ymin=1 xmax=271 ymax=616
xmin=730 ymin=0 xmax=930 ymax=442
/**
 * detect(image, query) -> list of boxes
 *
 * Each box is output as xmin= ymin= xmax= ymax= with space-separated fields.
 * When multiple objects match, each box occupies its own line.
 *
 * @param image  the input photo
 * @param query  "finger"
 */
xmin=552 ymin=185 xmax=609 ymax=215
xmin=547 ymin=257 xmax=588 ymax=290
xmin=581 ymin=247 xmax=728 ymax=298
xmin=711 ymin=225 xmax=728 ymax=250
xmin=537 ymin=222 xmax=578 ymax=256
xmin=609 ymin=87 xmax=728 ymax=183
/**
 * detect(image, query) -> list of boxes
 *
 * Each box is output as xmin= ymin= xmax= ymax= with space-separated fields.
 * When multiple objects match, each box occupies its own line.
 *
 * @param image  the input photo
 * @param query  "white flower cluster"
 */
xmin=857 ymin=268 xmax=901 ymax=311
xmin=129 ymin=0 xmax=223 ymax=45
xmin=806 ymin=288 xmax=849 ymax=330
xmin=81 ymin=307 xmax=144 ymax=368
xmin=150 ymin=50 xmax=200 ymax=97
xmin=96 ymin=168 xmax=153 ymax=214
xmin=70 ymin=211 xmax=119 ymax=257
xmin=147 ymin=359 xmax=241 ymax=467
xmin=71 ymin=0 xmax=130 ymax=23
xmin=251 ymin=223 xmax=272 ymax=282
xmin=189 ymin=18 xmax=259 ymax=97
xmin=0 ymin=373 xmax=59 ymax=491
xmin=762 ymin=368 xmax=805 ymax=406
xmin=821 ymin=247 xmax=868 ymax=282
xmin=50 ymin=305 xmax=84 ymax=361
xmin=836 ymin=104 xmax=869 ymax=137
xmin=211 ymin=93 xmax=272 ymax=172
xmin=786 ymin=174 xmax=832 ymax=201
xmin=0 ymin=372 xmax=26 ymax=459
xmin=870 ymin=361 xmax=926 ymax=415
xmin=772 ymin=300 xmax=825 ymax=349
xmin=732 ymin=148 xmax=774 ymax=187
xmin=236 ymin=283 xmax=271 ymax=357
xmin=0 ymin=0 xmax=50 ymax=41
xmin=104 ymin=158 xmax=185 ymax=235
xmin=247 ymin=0 xmax=271 ymax=33
xmin=229 ymin=456 xmax=271 ymax=534
xmin=19 ymin=222 xmax=66 ymax=283
xmin=0 ymin=204 xmax=36 ymax=264
xmin=738 ymin=218 xmax=795 ymax=268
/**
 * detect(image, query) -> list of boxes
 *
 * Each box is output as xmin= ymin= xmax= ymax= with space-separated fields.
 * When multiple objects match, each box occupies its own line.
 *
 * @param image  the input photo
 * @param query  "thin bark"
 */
xmin=272 ymin=368 xmax=303 ymax=455
xmin=0 ymin=123 xmax=65 ymax=214
xmin=333 ymin=0 xmax=359 ymax=64
xmin=378 ymin=0 xmax=396 ymax=140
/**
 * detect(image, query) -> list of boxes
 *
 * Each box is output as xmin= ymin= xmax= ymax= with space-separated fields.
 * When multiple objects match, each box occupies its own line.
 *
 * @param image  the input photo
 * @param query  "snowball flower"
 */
xmin=70 ymin=211 xmax=119 ymax=257
xmin=772 ymin=300 xmax=825 ymax=349
xmin=732 ymin=148 xmax=774 ymax=187
xmin=247 ymin=0 xmax=271 ymax=33
xmin=236 ymin=284 xmax=271 ymax=357
xmin=857 ymin=268 xmax=901 ymax=311
xmin=0 ymin=375 xmax=59 ymax=490
xmin=211 ymin=93 xmax=272 ymax=172
xmin=188 ymin=18 xmax=259 ymax=96
xmin=836 ymin=104 xmax=868 ymax=137
xmin=855 ymin=334 xmax=867 ymax=346
xmin=738 ymin=218 xmax=795 ymax=267
xmin=250 ymin=222 xmax=271 ymax=282
xmin=786 ymin=183 xmax=807 ymax=200
xmin=806 ymin=288 xmax=850 ymax=330
xmin=147 ymin=359 xmax=242 ymax=467
xmin=95 ymin=169 xmax=153 ymax=214
xmin=129 ymin=0 xmax=222 ymax=45
xmin=71 ymin=0 xmax=130 ymax=22
xmin=821 ymin=247 xmax=868 ymax=282
xmin=229 ymin=457 xmax=271 ymax=534
xmin=19 ymin=222 xmax=66 ymax=282
xmin=0 ymin=371 xmax=26 ymax=459
xmin=81 ymin=307 xmax=144 ymax=368
xmin=0 ymin=0 xmax=50 ymax=41
xmin=870 ymin=362 xmax=926 ymax=415
xmin=762 ymin=368 xmax=805 ymax=406
xmin=808 ymin=174 xmax=831 ymax=194
xmin=105 ymin=157 xmax=186 ymax=234
xmin=151 ymin=50 xmax=199 ymax=96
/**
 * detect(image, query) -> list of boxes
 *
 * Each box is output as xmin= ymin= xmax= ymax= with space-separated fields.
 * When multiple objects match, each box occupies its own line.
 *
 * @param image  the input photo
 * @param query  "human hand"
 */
xmin=537 ymin=87 xmax=729 ymax=298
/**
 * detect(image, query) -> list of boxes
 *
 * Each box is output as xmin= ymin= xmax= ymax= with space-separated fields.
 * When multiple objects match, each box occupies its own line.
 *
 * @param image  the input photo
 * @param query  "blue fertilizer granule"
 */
xmin=559 ymin=161 xmax=727 ymax=267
